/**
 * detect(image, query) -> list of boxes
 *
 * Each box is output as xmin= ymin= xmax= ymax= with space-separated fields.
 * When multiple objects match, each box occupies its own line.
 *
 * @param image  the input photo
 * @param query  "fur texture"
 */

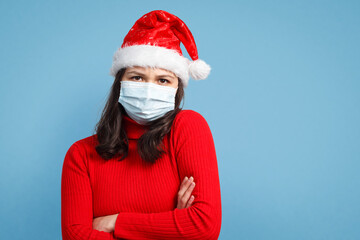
xmin=110 ymin=45 xmax=190 ymax=87
xmin=189 ymin=59 xmax=211 ymax=80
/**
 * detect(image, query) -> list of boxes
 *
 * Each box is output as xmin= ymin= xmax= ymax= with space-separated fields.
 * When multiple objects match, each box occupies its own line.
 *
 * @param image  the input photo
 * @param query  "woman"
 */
xmin=61 ymin=10 xmax=222 ymax=239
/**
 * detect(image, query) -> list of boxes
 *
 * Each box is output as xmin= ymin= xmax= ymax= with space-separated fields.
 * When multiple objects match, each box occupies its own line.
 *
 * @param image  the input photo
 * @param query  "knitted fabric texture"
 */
xmin=61 ymin=109 xmax=222 ymax=239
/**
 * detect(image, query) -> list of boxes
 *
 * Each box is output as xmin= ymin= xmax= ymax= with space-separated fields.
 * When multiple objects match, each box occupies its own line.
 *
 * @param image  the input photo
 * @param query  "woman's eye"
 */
xmin=131 ymin=76 xmax=142 ymax=81
xmin=159 ymin=79 xmax=169 ymax=84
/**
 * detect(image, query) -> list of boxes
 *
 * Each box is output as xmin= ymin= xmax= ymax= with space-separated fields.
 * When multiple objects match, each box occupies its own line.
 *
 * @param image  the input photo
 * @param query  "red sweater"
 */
xmin=61 ymin=109 xmax=222 ymax=239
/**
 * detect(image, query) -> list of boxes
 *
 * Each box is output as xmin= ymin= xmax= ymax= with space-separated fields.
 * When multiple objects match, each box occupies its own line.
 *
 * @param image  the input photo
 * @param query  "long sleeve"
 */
xmin=61 ymin=143 xmax=117 ymax=240
xmin=113 ymin=110 xmax=222 ymax=239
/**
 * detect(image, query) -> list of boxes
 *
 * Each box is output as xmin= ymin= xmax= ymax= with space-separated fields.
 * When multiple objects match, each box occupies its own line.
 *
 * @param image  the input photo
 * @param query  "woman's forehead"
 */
xmin=126 ymin=66 xmax=176 ymax=77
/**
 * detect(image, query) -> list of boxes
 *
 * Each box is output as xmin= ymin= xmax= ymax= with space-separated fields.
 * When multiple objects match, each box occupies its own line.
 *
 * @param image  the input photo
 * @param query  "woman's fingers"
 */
xmin=185 ymin=195 xmax=195 ymax=208
xmin=177 ymin=176 xmax=196 ymax=209
xmin=181 ymin=176 xmax=189 ymax=188
xmin=181 ymin=181 xmax=195 ymax=206
xmin=178 ymin=176 xmax=193 ymax=197
xmin=178 ymin=176 xmax=194 ymax=198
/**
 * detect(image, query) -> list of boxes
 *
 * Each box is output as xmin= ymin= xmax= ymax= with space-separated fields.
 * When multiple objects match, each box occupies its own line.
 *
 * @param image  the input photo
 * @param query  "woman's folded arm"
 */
xmin=61 ymin=143 xmax=117 ymax=240
xmin=113 ymin=110 xmax=222 ymax=239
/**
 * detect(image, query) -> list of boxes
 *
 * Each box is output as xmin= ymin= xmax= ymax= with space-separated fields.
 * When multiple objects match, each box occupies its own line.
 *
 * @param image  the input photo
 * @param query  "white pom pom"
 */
xmin=189 ymin=59 xmax=211 ymax=80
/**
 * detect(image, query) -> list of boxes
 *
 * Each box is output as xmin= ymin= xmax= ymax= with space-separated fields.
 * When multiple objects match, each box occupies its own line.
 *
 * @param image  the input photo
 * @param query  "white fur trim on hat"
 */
xmin=110 ymin=45 xmax=190 ymax=87
xmin=189 ymin=59 xmax=211 ymax=80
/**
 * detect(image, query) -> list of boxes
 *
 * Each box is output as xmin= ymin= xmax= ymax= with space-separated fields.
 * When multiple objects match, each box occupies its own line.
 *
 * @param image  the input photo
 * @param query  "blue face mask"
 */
xmin=119 ymin=81 xmax=178 ymax=125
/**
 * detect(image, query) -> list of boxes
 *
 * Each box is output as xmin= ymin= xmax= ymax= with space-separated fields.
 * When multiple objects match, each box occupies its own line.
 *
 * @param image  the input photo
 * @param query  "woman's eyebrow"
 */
xmin=157 ymin=74 xmax=176 ymax=79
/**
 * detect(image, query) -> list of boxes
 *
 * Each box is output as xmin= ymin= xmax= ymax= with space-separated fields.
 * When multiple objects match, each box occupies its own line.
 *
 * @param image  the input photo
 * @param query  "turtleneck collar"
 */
xmin=122 ymin=114 xmax=150 ymax=140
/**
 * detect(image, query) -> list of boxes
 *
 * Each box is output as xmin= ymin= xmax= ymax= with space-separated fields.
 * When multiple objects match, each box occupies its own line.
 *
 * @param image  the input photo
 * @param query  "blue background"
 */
xmin=1 ymin=0 xmax=359 ymax=239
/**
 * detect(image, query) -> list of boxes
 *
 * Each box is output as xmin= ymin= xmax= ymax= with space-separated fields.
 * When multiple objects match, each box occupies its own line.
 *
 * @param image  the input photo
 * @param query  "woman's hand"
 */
xmin=92 ymin=213 xmax=119 ymax=232
xmin=177 ymin=176 xmax=196 ymax=209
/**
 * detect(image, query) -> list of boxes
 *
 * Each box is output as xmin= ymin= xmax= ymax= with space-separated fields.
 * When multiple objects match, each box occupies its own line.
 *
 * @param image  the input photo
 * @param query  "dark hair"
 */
xmin=93 ymin=68 xmax=185 ymax=164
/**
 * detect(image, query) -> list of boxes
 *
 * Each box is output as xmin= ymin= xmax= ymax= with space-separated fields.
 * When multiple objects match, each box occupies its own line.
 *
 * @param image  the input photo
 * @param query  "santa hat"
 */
xmin=109 ymin=10 xmax=211 ymax=88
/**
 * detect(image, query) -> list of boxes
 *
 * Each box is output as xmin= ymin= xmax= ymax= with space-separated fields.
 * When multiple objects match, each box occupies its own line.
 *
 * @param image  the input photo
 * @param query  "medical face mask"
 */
xmin=119 ymin=81 xmax=178 ymax=125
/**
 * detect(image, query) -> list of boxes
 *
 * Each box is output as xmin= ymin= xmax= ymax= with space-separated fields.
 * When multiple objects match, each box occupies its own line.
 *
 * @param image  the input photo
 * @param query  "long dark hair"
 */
xmin=93 ymin=68 xmax=185 ymax=164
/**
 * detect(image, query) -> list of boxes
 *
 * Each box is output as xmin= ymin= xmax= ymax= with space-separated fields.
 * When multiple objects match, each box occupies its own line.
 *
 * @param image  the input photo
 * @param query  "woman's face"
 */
xmin=122 ymin=66 xmax=179 ymax=89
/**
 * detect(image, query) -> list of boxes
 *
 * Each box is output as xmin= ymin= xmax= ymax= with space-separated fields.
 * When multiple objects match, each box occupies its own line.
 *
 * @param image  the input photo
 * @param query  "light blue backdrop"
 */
xmin=0 ymin=0 xmax=359 ymax=239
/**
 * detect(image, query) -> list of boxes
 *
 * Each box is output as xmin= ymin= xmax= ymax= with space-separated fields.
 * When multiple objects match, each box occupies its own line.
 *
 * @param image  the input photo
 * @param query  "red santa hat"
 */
xmin=109 ymin=10 xmax=211 ymax=88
